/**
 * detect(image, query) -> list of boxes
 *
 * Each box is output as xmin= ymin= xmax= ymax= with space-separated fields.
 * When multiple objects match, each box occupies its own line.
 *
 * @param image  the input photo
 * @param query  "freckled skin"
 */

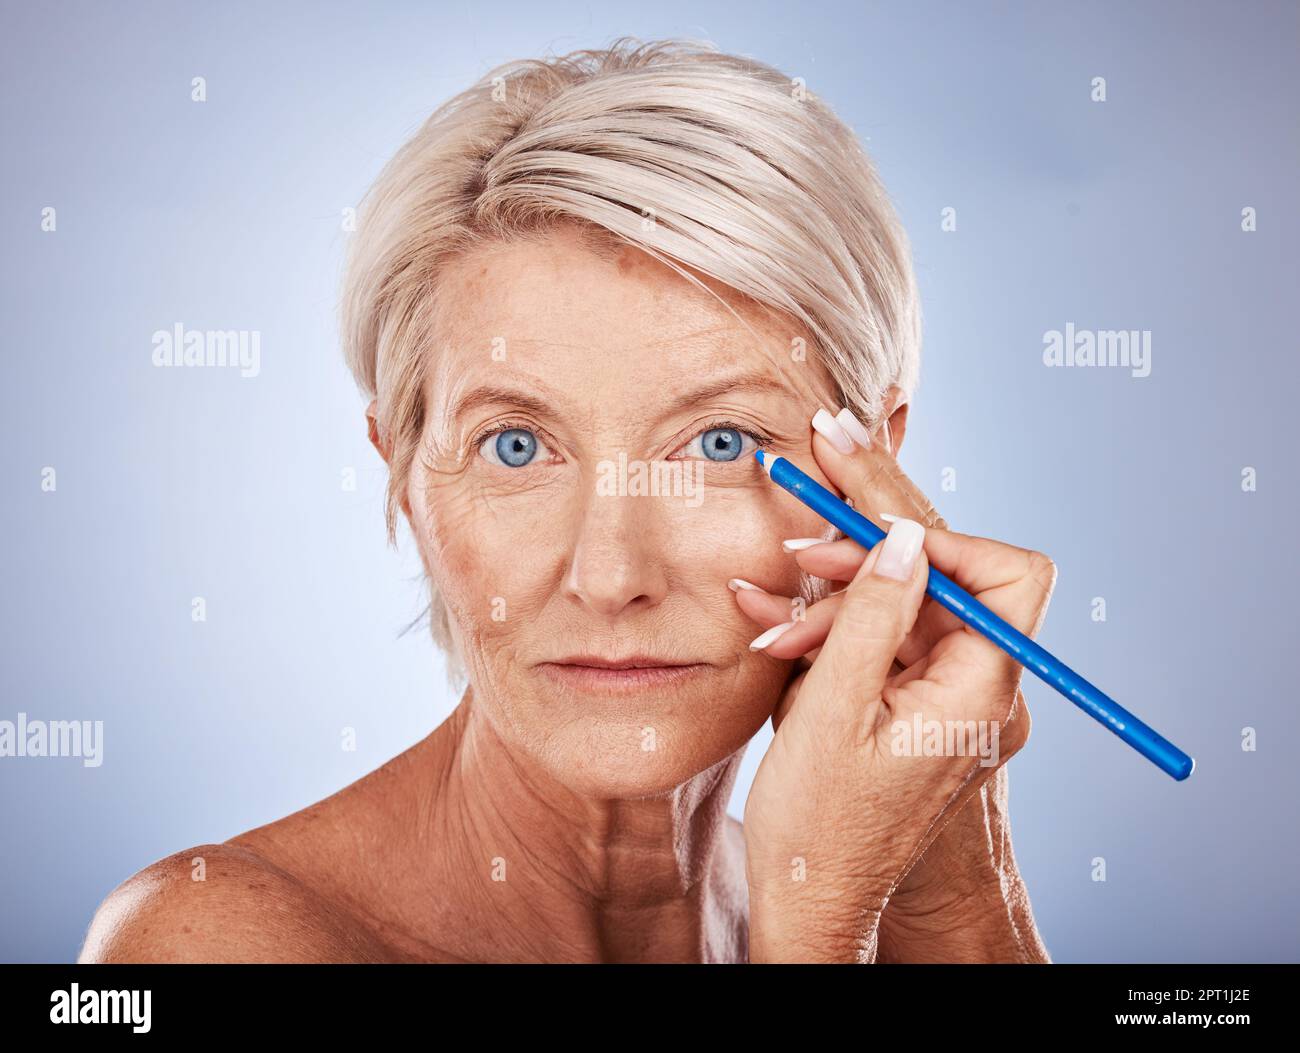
xmin=78 ymin=223 xmax=864 ymax=964
xmin=413 ymin=225 xmax=841 ymax=796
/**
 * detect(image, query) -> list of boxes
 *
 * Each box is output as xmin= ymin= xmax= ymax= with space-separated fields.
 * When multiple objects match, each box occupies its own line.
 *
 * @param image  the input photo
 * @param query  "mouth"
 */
xmin=538 ymin=655 xmax=711 ymax=692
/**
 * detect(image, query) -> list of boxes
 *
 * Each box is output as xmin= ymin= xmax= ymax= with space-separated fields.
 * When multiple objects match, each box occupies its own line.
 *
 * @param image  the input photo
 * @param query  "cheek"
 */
xmin=413 ymin=467 xmax=829 ymax=655
xmin=667 ymin=487 xmax=829 ymax=600
xmin=413 ymin=477 xmax=560 ymax=650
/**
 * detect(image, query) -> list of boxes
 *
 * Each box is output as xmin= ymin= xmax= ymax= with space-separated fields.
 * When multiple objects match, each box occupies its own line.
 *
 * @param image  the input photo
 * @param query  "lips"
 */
xmin=538 ymin=655 xmax=710 ymax=691
xmin=549 ymin=655 xmax=697 ymax=670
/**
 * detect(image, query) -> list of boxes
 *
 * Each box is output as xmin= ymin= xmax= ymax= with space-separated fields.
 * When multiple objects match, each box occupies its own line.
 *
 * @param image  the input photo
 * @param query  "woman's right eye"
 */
xmin=478 ymin=427 xmax=550 ymax=468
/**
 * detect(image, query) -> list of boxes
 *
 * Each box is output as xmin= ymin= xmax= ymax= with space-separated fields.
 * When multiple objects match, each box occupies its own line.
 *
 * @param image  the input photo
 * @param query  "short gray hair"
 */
xmin=340 ymin=37 xmax=922 ymax=677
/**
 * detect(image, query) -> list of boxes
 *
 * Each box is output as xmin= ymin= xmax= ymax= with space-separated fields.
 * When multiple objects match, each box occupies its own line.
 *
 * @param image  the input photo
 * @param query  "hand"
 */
xmin=737 ymin=414 xmax=1056 ymax=962
xmin=873 ymin=758 xmax=1049 ymax=963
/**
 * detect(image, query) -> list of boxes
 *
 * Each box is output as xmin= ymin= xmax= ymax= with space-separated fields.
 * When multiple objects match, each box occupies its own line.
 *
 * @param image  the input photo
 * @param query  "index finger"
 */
xmin=808 ymin=407 xmax=947 ymax=531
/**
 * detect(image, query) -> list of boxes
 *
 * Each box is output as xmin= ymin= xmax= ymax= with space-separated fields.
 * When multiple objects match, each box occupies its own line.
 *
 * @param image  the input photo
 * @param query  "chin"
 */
xmin=495 ymin=664 xmax=783 ymax=798
xmin=550 ymin=728 xmax=747 ymax=799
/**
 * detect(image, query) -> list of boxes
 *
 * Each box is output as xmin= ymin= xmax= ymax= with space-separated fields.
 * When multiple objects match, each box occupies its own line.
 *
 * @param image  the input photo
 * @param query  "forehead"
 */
xmin=424 ymin=225 xmax=836 ymax=412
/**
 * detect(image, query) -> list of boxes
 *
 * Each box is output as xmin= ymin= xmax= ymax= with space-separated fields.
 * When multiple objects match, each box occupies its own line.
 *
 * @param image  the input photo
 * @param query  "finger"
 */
xmin=900 ymin=524 xmax=1058 ymax=638
xmin=795 ymin=517 xmax=930 ymax=729
xmin=793 ymin=538 xmax=954 ymax=675
xmin=734 ymin=585 xmax=845 ymax=660
xmin=773 ymin=654 xmax=911 ymax=737
xmin=785 ymin=536 xmax=869 ymax=582
xmin=790 ymin=521 xmax=1056 ymax=682
xmin=728 ymin=579 xmax=811 ymax=629
xmin=809 ymin=406 xmax=948 ymax=531
xmin=861 ymin=522 xmax=1058 ymax=681
xmin=905 ymin=614 xmax=1038 ymax=735
xmin=787 ymin=536 xmax=937 ymax=672
xmin=885 ymin=651 xmax=931 ymax=690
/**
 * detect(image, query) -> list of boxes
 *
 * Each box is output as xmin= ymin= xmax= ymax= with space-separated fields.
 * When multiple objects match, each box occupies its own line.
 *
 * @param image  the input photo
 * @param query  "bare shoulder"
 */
xmin=79 ymin=725 xmax=462 ymax=963
xmin=77 ymin=842 xmax=386 ymax=963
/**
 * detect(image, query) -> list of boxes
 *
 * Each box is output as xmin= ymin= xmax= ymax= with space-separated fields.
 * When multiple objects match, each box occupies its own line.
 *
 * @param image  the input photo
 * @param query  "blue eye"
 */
xmin=682 ymin=426 xmax=762 ymax=462
xmin=479 ymin=427 xmax=549 ymax=467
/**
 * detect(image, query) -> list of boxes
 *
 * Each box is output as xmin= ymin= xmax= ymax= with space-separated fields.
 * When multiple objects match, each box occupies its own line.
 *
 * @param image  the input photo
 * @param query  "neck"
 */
xmin=421 ymin=686 xmax=750 ymax=963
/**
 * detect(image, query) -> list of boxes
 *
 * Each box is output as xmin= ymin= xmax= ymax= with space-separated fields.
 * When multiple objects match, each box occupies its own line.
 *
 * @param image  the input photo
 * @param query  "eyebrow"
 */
xmin=446 ymin=372 xmax=793 ymax=426
xmin=448 ymin=385 xmax=556 ymax=424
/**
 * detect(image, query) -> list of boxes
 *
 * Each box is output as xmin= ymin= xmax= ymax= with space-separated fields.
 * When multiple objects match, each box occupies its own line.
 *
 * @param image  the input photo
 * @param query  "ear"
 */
xmin=366 ymin=398 xmax=416 ymax=523
xmin=366 ymin=398 xmax=393 ymax=463
xmin=879 ymin=385 xmax=909 ymax=456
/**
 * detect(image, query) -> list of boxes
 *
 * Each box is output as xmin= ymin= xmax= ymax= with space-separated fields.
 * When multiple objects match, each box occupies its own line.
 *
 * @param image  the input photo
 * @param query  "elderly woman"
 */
xmin=80 ymin=38 xmax=1054 ymax=964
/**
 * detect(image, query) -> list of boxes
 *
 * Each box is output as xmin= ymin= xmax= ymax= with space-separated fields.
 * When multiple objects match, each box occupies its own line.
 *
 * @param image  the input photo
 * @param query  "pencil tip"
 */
xmin=753 ymin=449 xmax=765 ymax=465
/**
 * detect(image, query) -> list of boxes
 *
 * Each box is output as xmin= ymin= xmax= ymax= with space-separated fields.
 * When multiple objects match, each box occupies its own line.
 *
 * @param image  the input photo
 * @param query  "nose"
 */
xmin=562 ymin=482 xmax=669 ymax=617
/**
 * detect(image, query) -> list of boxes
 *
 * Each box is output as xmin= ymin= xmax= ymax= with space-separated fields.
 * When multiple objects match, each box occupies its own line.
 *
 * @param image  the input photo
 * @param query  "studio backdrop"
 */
xmin=1 ymin=0 xmax=1296 ymax=962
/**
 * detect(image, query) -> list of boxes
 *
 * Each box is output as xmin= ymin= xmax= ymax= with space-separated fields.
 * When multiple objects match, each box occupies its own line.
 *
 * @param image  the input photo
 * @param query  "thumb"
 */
xmin=799 ymin=517 xmax=929 ymax=724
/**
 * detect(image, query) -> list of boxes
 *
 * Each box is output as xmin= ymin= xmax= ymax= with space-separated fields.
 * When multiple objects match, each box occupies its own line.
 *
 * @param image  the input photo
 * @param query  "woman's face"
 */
xmin=407 ymin=223 xmax=847 ymax=797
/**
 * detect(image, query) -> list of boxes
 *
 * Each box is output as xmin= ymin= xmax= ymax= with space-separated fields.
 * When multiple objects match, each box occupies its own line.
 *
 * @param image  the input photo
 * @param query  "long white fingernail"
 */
xmin=782 ymin=537 xmax=828 ymax=552
xmin=749 ymin=621 xmax=795 ymax=650
xmin=728 ymin=578 xmax=762 ymax=592
xmin=872 ymin=518 xmax=925 ymax=580
xmin=835 ymin=407 xmax=872 ymax=450
xmin=879 ymin=512 xmax=901 ymax=523
xmin=812 ymin=407 xmax=855 ymax=455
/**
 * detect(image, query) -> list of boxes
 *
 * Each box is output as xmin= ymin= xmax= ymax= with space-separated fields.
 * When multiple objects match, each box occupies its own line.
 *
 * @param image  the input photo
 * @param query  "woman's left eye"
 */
xmin=678 ymin=426 xmax=764 ymax=463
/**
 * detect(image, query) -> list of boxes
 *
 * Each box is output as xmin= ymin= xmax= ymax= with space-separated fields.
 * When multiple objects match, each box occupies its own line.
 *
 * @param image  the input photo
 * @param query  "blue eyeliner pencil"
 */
xmin=754 ymin=449 xmax=1194 ymax=781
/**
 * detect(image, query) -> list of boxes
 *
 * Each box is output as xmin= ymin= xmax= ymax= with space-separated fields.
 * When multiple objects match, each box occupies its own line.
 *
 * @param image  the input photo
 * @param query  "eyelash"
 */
xmin=470 ymin=418 xmax=774 ymax=459
xmin=471 ymin=418 xmax=545 ymax=451
xmin=687 ymin=418 xmax=775 ymax=455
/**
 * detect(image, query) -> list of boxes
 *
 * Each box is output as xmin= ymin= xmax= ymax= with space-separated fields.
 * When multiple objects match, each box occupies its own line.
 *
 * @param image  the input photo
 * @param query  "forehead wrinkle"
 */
xmin=439 ymin=374 xmax=582 ymax=429
xmin=624 ymin=321 xmax=753 ymax=353
xmin=657 ymin=371 xmax=795 ymax=418
xmin=424 ymin=325 xmax=592 ymax=420
xmin=427 ymin=289 xmax=828 ymax=440
xmin=438 ymin=373 xmax=791 ymax=434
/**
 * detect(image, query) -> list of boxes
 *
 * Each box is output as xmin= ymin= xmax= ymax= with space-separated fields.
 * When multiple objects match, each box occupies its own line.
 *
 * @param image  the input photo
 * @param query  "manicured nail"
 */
xmin=782 ymin=537 xmax=829 ymax=552
xmin=749 ymin=621 xmax=796 ymax=650
xmin=872 ymin=518 xmax=925 ymax=580
xmin=728 ymin=578 xmax=763 ymax=592
xmin=812 ymin=407 xmax=855 ymax=455
xmin=879 ymin=512 xmax=901 ymax=523
xmin=835 ymin=407 xmax=872 ymax=450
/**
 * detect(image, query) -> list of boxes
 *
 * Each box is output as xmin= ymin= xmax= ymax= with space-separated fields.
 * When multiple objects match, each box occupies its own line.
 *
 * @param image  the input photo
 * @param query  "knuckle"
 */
xmin=1001 ymin=696 xmax=1032 ymax=754
xmin=1025 ymin=549 xmax=1058 ymax=596
xmin=1005 ymin=713 xmax=1030 ymax=755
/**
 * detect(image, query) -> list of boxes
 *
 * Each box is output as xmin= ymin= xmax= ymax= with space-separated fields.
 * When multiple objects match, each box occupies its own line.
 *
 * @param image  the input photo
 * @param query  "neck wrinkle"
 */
xmin=426 ymin=684 xmax=749 ymax=963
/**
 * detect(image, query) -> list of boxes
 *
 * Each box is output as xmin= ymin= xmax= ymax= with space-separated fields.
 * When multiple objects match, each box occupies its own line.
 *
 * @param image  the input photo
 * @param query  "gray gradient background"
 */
xmin=2 ymin=0 xmax=1296 ymax=963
